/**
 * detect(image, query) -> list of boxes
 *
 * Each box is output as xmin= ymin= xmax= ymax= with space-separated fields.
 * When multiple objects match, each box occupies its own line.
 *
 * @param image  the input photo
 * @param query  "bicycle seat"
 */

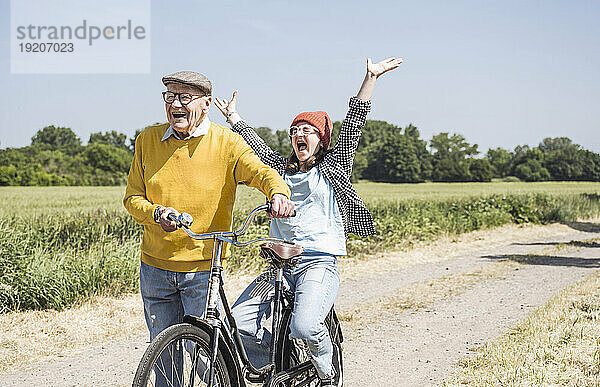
xmin=260 ymin=241 xmax=304 ymax=261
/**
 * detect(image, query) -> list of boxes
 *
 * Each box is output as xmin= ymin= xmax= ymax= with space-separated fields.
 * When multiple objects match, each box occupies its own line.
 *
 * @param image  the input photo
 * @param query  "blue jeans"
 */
xmin=139 ymin=261 xmax=211 ymax=340
xmin=231 ymin=254 xmax=340 ymax=379
xmin=139 ymin=261 xmax=211 ymax=387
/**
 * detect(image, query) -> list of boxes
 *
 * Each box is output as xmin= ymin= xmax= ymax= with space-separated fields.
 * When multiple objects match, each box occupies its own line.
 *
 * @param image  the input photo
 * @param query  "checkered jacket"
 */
xmin=231 ymin=97 xmax=376 ymax=237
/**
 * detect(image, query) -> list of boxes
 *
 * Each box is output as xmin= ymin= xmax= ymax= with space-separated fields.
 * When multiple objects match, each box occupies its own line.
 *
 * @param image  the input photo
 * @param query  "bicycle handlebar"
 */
xmin=166 ymin=202 xmax=296 ymax=246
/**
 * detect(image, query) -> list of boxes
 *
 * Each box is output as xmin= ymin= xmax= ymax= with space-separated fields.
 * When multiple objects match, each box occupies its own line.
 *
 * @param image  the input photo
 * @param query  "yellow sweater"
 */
xmin=123 ymin=122 xmax=290 ymax=272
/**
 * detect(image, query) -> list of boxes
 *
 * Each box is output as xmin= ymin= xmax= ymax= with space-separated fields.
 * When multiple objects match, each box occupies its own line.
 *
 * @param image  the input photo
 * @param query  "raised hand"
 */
xmin=356 ymin=56 xmax=404 ymax=101
xmin=214 ymin=91 xmax=239 ymax=119
xmin=367 ymin=57 xmax=404 ymax=78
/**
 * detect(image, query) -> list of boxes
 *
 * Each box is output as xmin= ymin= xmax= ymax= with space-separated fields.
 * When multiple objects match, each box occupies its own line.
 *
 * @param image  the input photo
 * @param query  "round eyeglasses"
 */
xmin=289 ymin=125 xmax=319 ymax=137
xmin=162 ymin=91 xmax=204 ymax=105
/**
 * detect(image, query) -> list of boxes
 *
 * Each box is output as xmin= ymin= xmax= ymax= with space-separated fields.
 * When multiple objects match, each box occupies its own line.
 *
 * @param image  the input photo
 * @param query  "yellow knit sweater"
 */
xmin=123 ymin=122 xmax=290 ymax=272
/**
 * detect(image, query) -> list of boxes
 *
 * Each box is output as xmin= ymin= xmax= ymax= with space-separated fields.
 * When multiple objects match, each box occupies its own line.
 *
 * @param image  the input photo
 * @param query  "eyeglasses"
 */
xmin=162 ymin=91 xmax=205 ymax=105
xmin=289 ymin=125 xmax=319 ymax=137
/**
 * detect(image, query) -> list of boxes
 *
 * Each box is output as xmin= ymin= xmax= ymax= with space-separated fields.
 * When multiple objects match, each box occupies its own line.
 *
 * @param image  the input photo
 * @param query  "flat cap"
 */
xmin=162 ymin=71 xmax=212 ymax=96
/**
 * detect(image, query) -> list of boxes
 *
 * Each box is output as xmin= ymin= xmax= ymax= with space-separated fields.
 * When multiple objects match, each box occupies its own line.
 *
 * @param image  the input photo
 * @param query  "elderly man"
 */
xmin=123 ymin=71 xmax=294 ymax=343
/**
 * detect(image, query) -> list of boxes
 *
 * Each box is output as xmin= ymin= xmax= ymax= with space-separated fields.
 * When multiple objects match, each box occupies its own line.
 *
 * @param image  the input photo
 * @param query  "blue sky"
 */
xmin=1 ymin=0 xmax=599 ymax=154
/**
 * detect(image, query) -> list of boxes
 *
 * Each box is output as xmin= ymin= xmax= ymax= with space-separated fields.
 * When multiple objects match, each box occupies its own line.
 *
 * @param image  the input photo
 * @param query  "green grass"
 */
xmin=1 ymin=182 xmax=599 ymax=313
xmin=355 ymin=181 xmax=600 ymax=202
xmin=2 ymin=181 xmax=600 ymax=216
xmin=0 ymin=186 xmax=126 ymax=216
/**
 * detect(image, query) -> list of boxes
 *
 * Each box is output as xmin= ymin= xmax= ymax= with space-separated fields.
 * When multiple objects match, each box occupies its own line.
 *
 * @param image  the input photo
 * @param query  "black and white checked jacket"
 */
xmin=231 ymin=97 xmax=376 ymax=237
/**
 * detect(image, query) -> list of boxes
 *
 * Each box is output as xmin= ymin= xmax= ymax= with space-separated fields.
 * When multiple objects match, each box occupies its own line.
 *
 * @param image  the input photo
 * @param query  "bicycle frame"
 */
xmin=170 ymin=204 xmax=315 ymax=387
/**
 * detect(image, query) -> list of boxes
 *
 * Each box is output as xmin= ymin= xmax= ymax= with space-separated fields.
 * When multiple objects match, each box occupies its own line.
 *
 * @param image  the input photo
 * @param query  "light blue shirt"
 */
xmin=270 ymin=167 xmax=346 ymax=256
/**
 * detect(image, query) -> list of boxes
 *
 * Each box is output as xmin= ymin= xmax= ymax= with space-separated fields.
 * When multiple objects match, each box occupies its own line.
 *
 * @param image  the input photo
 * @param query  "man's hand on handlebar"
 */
xmin=156 ymin=196 xmax=293 ymax=233
xmin=159 ymin=206 xmax=181 ymax=232
xmin=269 ymin=194 xmax=295 ymax=218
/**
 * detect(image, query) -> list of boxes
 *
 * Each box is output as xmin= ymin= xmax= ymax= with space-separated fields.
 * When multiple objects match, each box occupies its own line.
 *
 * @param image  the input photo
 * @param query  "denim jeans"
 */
xmin=139 ymin=261 xmax=211 ymax=339
xmin=231 ymin=254 xmax=340 ymax=379
xmin=139 ymin=261 xmax=211 ymax=386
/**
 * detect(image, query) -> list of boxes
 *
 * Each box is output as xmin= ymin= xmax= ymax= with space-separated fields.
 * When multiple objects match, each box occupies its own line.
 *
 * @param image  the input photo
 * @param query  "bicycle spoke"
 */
xmin=189 ymin=340 xmax=209 ymax=387
xmin=168 ymin=343 xmax=178 ymax=387
xmin=189 ymin=341 xmax=198 ymax=386
xmin=156 ymin=355 xmax=171 ymax=386
xmin=175 ymin=342 xmax=185 ymax=387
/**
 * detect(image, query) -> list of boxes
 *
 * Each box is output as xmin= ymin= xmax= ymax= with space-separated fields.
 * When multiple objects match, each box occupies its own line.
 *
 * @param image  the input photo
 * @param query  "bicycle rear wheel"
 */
xmin=133 ymin=323 xmax=232 ymax=387
xmin=277 ymin=307 xmax=344 ymax=386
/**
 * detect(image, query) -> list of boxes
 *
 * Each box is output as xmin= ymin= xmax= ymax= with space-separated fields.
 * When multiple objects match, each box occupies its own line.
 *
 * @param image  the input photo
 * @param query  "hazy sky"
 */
xmin=1 ymin=0 xmax=599 ymax=154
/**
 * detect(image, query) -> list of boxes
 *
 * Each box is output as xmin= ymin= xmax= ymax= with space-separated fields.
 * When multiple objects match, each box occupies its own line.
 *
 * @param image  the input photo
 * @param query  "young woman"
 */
xmin=215 ymin=57 xmax=403 ymax=386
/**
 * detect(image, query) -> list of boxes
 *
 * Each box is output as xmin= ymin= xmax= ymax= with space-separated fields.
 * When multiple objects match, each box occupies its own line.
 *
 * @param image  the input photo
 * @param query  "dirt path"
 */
xmin=341 ymin=241 xmax=599 ymax=386
xmin=1 ymin=220 xmax=599 ymax=386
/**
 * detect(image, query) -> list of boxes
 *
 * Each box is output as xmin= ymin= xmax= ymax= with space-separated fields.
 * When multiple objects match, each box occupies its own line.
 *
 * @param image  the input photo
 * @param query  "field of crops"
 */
xmin=1 ymin=181 xmax=600 ymax=313
xmin=2 ymin=181 xmax=600 ymax=216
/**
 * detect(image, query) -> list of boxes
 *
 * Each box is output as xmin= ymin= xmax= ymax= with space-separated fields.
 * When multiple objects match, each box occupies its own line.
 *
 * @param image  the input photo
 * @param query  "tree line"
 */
xmin=0 ymin=126 xmax=134 ymax=186
xmin=260 ymin=120 xmax=600 ymax=183
xmin=1 ymin=121 xmax=599 ymax=186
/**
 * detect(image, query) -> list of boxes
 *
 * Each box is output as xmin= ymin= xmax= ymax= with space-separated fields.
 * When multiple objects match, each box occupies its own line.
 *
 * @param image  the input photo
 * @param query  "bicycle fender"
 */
xmin=183 ymin=315 xmax=245 ymax=387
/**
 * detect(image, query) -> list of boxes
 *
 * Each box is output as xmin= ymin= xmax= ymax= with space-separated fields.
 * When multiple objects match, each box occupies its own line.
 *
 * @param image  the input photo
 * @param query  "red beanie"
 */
xmin=291 ymin=111 xmax=332 ymax=150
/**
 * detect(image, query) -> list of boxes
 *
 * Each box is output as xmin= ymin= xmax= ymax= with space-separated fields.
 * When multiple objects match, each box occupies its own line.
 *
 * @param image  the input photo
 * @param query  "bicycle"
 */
xmin=133 ymin=203 xmax=344 ymax=387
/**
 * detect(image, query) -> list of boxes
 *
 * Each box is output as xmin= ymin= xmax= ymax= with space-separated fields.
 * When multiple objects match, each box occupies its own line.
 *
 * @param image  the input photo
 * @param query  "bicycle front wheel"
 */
xmin=133 ymin=323 xmax=232 ymax=387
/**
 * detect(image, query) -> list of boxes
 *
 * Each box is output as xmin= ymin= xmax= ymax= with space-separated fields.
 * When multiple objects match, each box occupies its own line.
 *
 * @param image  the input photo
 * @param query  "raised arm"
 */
xmin=356 ymin=57 xmax=404 ymax=101
xmin=329 ymin=57 xmax=404 ymax=175
xmin=215 ymin=91 xmax=286 ymax=171
xmin=215 ymin=90 xmax=243 ymax=127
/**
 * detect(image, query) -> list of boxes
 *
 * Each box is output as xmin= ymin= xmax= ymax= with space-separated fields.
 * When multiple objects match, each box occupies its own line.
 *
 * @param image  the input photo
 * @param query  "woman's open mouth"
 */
xmin=296 ymin=140 xmax=307 ymax=152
